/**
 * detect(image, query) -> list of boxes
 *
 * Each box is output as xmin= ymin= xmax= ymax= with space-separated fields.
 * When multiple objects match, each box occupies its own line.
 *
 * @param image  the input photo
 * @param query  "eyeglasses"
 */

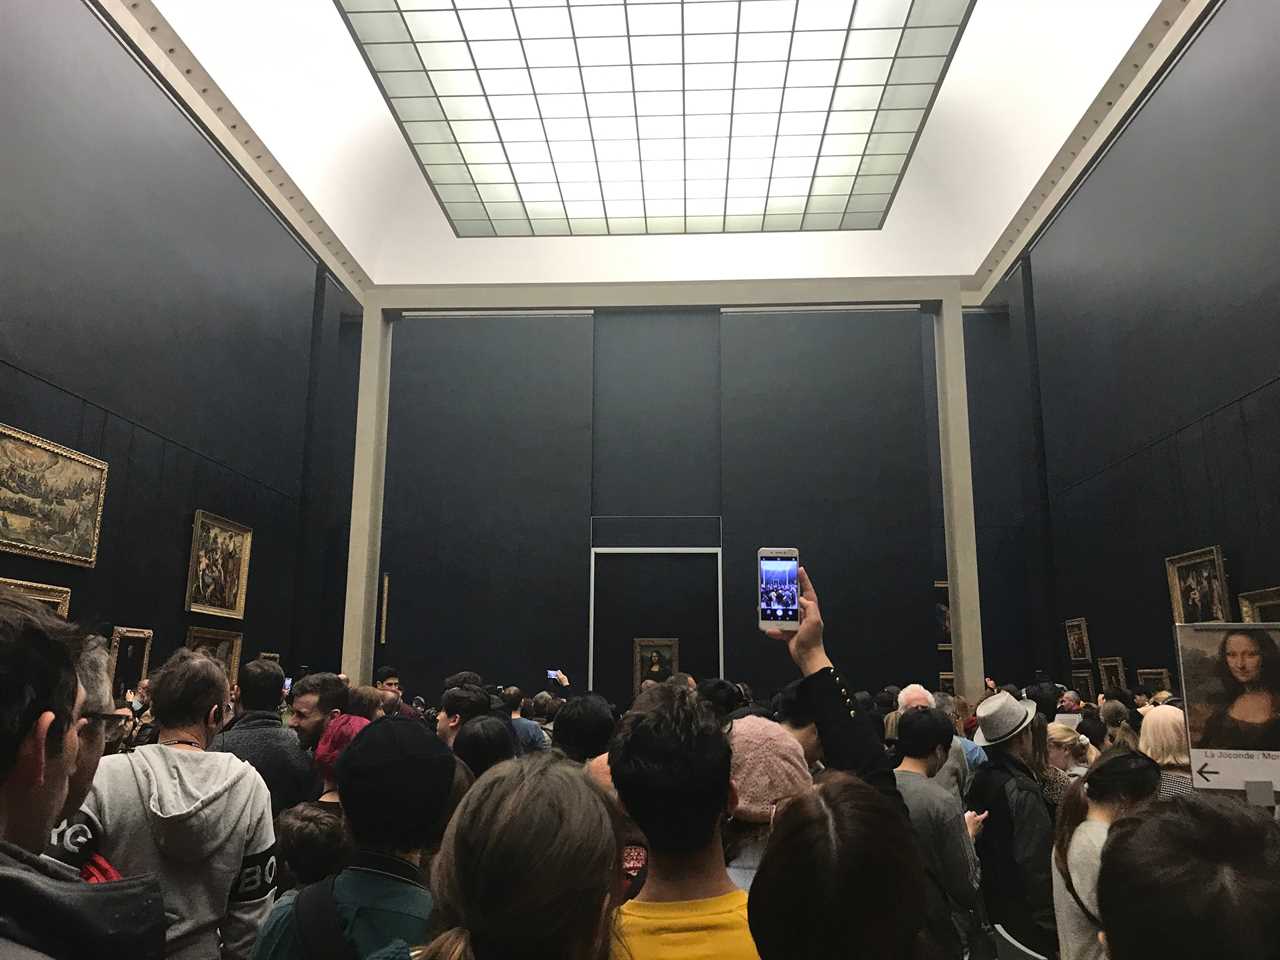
xmin=82 ymin=712 xmax=131 ymax=743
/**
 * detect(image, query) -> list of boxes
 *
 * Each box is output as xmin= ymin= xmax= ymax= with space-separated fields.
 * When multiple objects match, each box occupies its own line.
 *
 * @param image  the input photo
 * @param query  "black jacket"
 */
xmin=0 ymin=841 xmax=166 ymax=960
xmin=212 ymin=709 xmax=319 ymax=815
xmin=965 ymin=749 xmax=1057 ymax=958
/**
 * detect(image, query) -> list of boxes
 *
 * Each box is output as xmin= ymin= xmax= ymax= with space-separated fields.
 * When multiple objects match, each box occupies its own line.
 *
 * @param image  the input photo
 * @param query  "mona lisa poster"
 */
xmin=1177 ymin=623 xmax=1280 ymax=793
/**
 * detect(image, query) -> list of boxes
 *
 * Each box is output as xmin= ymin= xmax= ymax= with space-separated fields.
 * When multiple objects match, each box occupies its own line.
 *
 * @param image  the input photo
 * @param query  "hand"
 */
xmin=555 ymin=670 xmax=570 ymax=688
xmin=765 ymin=566 xmax=832 ymax=676
xmin=964 ymin=810 xmax=988 ymax=840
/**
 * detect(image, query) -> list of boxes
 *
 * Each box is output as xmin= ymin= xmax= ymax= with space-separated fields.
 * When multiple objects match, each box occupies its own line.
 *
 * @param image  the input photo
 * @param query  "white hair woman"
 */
xmin=1137 ymin=704 xmax=1193 ymax=800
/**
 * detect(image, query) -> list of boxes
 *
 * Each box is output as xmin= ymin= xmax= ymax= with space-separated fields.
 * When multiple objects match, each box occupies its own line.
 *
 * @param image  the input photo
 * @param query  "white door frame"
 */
xmin=588 ymin=547 xmax=724 ymax=691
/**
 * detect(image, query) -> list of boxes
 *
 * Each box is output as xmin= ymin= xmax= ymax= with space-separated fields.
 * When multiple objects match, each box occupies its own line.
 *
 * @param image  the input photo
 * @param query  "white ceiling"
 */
xmin=152 ymin=0 xmax=1160 ymax=287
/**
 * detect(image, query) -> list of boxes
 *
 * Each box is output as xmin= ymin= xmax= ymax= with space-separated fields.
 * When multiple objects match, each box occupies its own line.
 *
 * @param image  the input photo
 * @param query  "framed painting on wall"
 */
xmin=108 ymin=627 xmax=153 ymax=703
xmin=185 ymin=510 xmax=252 ymax=619
xmin=938 ymin=672 xmax=956 ymax=695
xmin=1071 ymin=669 xmax=1096 ymax=703
xmin=0 ymin=576 xmax=71 ymax=616
xmin=1239 ymin=587 xmax=1280 ymax=624
xmin=0 ymin=422 xmax=108 ymax=567
xmin=187 ymin=626 xmax=244 ymax=686
xmin=1165 ymin=546 xmax=1229 ymax=623
xmin=1097 ymin=657 xmax=1128 ymax=693
xmin=1135 ymin=668 xmax=1173 ymax=694
xmin=1065 ymin=618 xmax=1091 ymax=661
xmin=634 ymin=638 xmax=678 ymax=696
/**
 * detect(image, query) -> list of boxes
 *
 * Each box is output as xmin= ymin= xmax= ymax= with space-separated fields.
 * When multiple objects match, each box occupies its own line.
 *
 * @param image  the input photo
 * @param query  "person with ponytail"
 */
xmin=417 ymin=752 xmax=622 ymax=960
xmin=1051 ymin=748 xmax=1160 ymax=960
xmin=1046 ymin=722 xmax=1098 ymax=779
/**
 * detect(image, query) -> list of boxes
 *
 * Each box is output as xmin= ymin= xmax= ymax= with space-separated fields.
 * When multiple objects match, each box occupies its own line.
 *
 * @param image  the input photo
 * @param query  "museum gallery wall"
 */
xmin=0 ymin=0 xmax=361 ymax=687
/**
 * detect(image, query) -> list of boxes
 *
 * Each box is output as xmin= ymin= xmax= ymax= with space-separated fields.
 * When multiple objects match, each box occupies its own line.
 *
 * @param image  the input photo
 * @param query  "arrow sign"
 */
xmin=1197 ymin=762 xmax=1220 ymax=783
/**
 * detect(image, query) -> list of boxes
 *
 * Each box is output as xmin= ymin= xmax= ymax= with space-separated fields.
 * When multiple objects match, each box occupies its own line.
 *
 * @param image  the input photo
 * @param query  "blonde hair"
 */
xmin=1100 ymin=700 xmax=1140 ymax=751
xmin=1047 ymin=721 xmax=1099 ymax=767
xmin=1150 ymin=690 xmax=1174 ymax=705
xmin=1138 ymin=704 xmax=1190 ymax=769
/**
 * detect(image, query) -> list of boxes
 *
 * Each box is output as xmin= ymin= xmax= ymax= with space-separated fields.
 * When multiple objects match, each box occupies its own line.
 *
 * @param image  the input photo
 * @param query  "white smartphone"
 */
xmin=758 ymin=547 xmax=800 ymax=631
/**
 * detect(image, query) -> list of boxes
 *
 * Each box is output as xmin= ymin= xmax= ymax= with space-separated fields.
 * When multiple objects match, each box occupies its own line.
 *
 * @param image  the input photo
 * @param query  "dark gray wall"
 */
xmin=0 ymin=0 xmax=358 ymax=672
xmin=1004 ymin=0 xmax=1280 ymax=686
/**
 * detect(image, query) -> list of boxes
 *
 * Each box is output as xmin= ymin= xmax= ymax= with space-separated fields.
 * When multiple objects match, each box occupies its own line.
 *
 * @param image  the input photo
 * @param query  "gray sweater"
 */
xmin=1052 ymin=819 xmax=1108 ymax=960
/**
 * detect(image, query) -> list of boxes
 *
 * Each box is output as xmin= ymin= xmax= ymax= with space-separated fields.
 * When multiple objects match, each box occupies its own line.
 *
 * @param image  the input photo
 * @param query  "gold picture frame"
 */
xmin=1165 ymin=546 xmax=1229 ymax=623
xmin=1097 ymin=656 xmax=1128 ymax=693
xmin=1071 ymin=669 xmax=1096 ymax=703
xmin=1135 ymin=668 xmax=1173 ymax=693
xmin=0 ymin=422 xmax=108 ymax=567
xmin=0 ymin=576 xmax=71 ymax=616
xmin=187 ymin=626 xmax=244 ymax=686
xmin=938 ymin=672 xmax=955 ymax=695
xmin=108 ymin=627 xmax=153 ymax=702
xmin=185 ymin=510 xmax=252 ymax=620
xmin=634 ymin=637 xmax=679 ymax=696
xmin=1239 ymin=587 xmax=1280 ymax=624
xmin=1065 ymin=617 xmax=1091 ymax=662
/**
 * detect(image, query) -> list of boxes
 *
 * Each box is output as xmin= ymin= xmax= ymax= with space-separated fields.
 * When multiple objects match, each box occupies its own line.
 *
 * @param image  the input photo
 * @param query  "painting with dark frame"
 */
xmin=1240 ymin=587 xmax=1280 ymax=624
xmin=0 ymin=423 xmax=108 ymax=567
xmin=1065 ymin=617 xmax=1091 ymax=662
xmin=1071 ymin=669 xmax=1096 ymax=703
xmin=108 ymin=627 xmax=153 ymax=703
xmin=1165 ymin=546 xmax=1229 ymax=624
xmin=0 ymin=576 xmax=71 ymax=616
xmin=1135 ymin=668 xmax=1173 ymax=694
xmin=633 ymin=637 xmax=678 ymax=696
xmin=938 ymin=672 xmax=955 ymax=695
xmin=1097 ymin=656 xmax=1127 ymax=693
xmin=185 ymin=510 xmax=252 ymax=620
xmin=187 ymin=626 xmax=244 ymax=686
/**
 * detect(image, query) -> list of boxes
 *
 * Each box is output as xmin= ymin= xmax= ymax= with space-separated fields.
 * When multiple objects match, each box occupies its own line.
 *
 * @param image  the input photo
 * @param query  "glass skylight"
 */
xmin=337 ymin=0 xmax=973 ymax=237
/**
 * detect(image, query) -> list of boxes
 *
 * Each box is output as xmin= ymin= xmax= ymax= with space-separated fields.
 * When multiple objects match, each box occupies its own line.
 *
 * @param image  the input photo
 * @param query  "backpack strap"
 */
xmin=294 ymin=878 xmax=361 ymax=960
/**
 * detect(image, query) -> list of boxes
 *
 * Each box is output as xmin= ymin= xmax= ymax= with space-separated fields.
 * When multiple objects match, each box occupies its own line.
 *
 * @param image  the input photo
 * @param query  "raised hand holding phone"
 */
xmin=764 ymin=566 xmax=833 ymax=677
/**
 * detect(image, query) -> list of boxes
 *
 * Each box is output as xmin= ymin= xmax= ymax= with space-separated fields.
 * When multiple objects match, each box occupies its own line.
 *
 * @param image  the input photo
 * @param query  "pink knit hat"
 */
xmin=729 ymin=715 xmax=813 ymax=823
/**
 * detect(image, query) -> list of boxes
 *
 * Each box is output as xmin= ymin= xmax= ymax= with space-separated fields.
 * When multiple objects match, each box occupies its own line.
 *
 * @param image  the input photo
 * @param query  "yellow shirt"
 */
xmin=613 ymin=890 xmax=760 ymax=960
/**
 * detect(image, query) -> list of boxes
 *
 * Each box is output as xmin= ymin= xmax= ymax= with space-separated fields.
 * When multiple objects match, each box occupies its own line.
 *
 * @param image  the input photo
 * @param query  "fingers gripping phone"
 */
xmin=758 ymin=548 xmax=800 ymax=631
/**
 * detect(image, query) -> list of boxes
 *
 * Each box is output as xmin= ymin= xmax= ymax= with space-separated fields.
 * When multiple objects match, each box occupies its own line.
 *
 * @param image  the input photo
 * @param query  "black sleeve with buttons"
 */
xmin=798 ymin=666 xmax=908 ymax=820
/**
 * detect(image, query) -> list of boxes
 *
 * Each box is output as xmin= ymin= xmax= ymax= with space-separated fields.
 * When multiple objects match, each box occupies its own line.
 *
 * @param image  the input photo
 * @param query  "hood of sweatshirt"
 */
xmin=123 ymin=747 xmax=259 ymax=862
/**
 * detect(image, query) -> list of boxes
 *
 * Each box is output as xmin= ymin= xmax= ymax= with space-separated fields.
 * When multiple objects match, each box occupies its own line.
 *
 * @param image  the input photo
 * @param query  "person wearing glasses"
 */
xmin=48 ymin=648 xmax=278 ymax=960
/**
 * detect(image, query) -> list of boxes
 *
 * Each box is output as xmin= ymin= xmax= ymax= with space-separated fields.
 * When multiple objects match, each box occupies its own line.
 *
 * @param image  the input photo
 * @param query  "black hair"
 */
xmin=452 ymin=715 xmax=517 ymax=779
xmin=896 ymin=707 xmax=954 ymax=759
xmin=275 ymin=802 xmax=353 ymax=885
xmin=374 ymin=665 xmax=400 ymax=684
xmin=444 ymin=670 xmax=484 ymax=691
xmin=0 ymin=591 xmax=80 ymax=779
xmin=290 ymin=672 xmax=349 ymax=714
xmin=551 ymin=693 xmax=615 ymax=763
xmin=608 ymin=683 xmax=730 ymax=854
xmin=1132 ymin=685 xmax=1152 ymax=699
xmin=442 ymin=684 xmax=491 ymax=724
xmin=150 ymin=649 xmax=229 ymax=728
xmin=1103 ymin=687 xmax=1135 ymax=710
xmin=872 ymin=689 xmax=897 ymax=715
xmin=1216 ymin=628 xmax=1280 ymax=699
xmin=1076 ymin=714 xmax=1107 ymax=754
xmin=772 ymin=678 xmax=815 ymax=728
xmin=695 ymin=678 xmax=746 ymax=721
xmin=500 ymin=685 xmax=523 ymax=712
xmin=238 ymin=657 xmax=285 ymax=712
xmin=1098 ymin=795 xmax=1280 ymax=960
xmin=1025 ymin=681 xmax=1060 ymax=720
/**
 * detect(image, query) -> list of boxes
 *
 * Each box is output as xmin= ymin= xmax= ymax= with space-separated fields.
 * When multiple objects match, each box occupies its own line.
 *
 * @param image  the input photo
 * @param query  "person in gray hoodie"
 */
xmin=50 ymin=648 xmax=277 ymax=960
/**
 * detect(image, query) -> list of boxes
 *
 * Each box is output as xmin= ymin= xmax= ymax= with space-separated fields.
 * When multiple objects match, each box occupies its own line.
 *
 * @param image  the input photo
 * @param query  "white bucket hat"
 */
xmin=973 ymin=691 xmax=1037 ymax=747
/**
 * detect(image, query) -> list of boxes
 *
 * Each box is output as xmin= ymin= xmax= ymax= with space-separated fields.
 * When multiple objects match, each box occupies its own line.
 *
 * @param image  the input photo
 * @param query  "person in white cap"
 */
xmin=964 ymin=691 xmax=1057 ymax=958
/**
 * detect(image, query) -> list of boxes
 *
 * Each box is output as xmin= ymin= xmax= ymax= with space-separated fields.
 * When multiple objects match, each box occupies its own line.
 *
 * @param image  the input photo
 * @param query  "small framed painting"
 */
xmin=1097 ymin=656 xmax=1128 ymax=693
xmin=1135 ymin=668 xmax=1173 ymax=693
xmin=1239 ymin=587 xmax=1280 ymax=624
xmin=634 ymin=638 xmax=679 ymax=696
xmin=108 ymin=627 xmax=153 ymax=703
xmin=1065 ymin=618 xmax=1091 ymax=662
xmin=1071 ymin=669 xmax=1096 ymax=703
xmin=187 ymin=626 xmax=244 ymax=686
xmin=1165 ymin=546 xmax=1229 ymax=623
xmin=0 ymin=576 xmax=71 ymax=616
xmin=938 ymin=672 xmax=955 ymax=695
xmin=185 ymin=510 xmax=252 ymax=620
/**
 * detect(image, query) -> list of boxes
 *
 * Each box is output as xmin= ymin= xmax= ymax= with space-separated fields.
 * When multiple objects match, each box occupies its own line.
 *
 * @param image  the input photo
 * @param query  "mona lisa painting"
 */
xmin=634 ymin=638 xmax=679 ymax=696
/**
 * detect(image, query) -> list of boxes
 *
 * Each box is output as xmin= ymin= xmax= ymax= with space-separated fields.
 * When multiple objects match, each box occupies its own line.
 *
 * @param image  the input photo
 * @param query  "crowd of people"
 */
xmin=2 ymin=568 xmax=1279 ymax=960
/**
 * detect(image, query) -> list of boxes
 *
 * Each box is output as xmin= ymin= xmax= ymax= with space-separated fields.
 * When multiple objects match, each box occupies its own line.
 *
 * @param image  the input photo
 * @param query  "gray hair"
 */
xmin=72 ymin=635 xmax=112 ymax=713
xmin=933 ymin=691 xmax=957 ymax=720
xmin=1062 ymin=690 xmax=1082 ymax=705
xmin=897 ymin=683 xmax=936 ymax=714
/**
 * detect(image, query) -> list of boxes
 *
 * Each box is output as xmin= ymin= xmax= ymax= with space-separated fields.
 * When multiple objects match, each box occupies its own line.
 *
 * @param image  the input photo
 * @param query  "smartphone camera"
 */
xmin=758 ymin=548 xmax=800 ymax=629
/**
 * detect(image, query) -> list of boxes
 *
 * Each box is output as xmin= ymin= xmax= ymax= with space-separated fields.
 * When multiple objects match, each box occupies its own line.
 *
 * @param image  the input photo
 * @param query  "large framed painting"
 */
xmin=1165 ymin=546 xmax=1229 ymax=623
xmin=1239 ymin=587 xmax=1280 ymax=624
xmin=0 ymin=576 xmax=71 ymax=616
xmin=187 ymin=626 xmax=244 ymax=686
xmin=1135 ymin=667 xmax=1173 ymax=694
xmin=1065 ymin=618 xmax=1091 ymax=662
xmin=633 ymin=637 xmax=678 ymax=696
xmin=108 ymin=627 xmax=153 ymax=703
xmin=1097 ymin=656 xmax=1128 ymax=693
xmin=0 ymin=423 xmax=108 ymax=567
xmin=185 ymin=510 xmax=252 ymax=619
xmin=1071 ymin=669 xmax=1096 ymax=704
